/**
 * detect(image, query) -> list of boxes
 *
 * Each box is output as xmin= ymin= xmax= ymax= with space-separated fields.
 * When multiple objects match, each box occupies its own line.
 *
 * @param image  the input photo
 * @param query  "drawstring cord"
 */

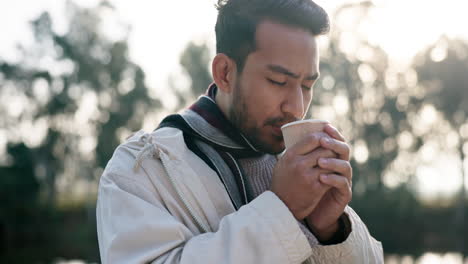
xmin=133 ymin=134 xmax=172 ymax=172
xmin=131 ymin=132 xmax=210 ymax=233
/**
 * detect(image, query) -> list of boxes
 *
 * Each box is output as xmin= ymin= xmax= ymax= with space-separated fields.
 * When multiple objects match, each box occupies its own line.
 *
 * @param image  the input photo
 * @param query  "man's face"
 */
xmin=229 ymin=20 xmax=320 ymax=154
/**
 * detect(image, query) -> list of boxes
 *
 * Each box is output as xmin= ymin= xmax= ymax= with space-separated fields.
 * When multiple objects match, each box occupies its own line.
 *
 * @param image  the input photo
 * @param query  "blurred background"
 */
xmin=1 ymin=0 xmax=468 ymax=263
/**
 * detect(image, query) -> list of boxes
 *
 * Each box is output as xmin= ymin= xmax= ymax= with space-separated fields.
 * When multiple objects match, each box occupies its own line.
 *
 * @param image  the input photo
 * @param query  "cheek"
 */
xmin=303 ymin=92 xmax=312 ymax=105
xmin=244 ymin=79 xmax=276 ymax=105
xmin=303 ymin=91 xmax=313 ymax=112
xmin=241 ymin=77 xmax=284 ymax=120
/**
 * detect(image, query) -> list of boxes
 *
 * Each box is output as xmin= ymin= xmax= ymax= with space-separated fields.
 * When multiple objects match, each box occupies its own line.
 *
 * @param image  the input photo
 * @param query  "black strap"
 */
xmin=157 ymin=115 xmax=249 ymax=209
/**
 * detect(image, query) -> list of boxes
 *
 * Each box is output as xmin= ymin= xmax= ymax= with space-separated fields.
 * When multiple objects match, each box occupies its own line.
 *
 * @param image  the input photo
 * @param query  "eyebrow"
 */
xmin=267 ymin=64 xmax=320 ymax=81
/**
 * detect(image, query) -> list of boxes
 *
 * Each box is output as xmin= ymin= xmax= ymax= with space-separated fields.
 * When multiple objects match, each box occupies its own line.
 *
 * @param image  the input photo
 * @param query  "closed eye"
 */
xmin=267 ymin=78 xmax=286 ymax=86
xmin=302 ymin=85 xmax=312 ymax=91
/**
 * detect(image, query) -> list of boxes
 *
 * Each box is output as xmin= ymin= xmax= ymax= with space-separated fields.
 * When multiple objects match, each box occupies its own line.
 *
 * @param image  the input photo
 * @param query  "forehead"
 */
xmin=251 ymin=20 xmax=319 ymax=71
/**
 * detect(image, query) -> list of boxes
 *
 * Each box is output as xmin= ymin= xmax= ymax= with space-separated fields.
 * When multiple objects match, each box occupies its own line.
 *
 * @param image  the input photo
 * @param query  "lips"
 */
xmin=267 ymin=119 xmax=295 ymax=138
xmin=271 ymin=125 xmax=284 ymax=137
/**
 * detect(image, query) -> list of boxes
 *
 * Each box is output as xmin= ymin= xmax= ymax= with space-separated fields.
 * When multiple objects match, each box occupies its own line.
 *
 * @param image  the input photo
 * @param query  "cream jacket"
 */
xmin=96 ymin=128 xmax=384 ymax=264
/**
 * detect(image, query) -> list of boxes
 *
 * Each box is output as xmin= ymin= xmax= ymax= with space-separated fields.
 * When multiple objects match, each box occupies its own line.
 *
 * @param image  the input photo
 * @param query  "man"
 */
xmin=96 ymin=0 xmax=383 ymax=263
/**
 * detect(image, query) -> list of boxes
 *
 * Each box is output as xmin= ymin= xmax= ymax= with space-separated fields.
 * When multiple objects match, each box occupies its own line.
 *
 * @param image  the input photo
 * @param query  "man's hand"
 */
xmin=305 ymin=124 xmax=353 ymax=242
xmin=271 ymin=132 xmax=337 ymax=220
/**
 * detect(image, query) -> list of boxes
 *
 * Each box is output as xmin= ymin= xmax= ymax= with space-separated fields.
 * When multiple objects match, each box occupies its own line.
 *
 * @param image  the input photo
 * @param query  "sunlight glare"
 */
xmin=364 ymin=0 xmax=468 ymax=68
xmin=333 ymin=94 xmax=349 ymax=115
xmin=78 ymin=136 xmax=97 ymax=160
xmin=398 ymin=131 xmax=414 ymax=150
xmin=75 ymin=90 xmax=98 ymax=125
xmin=431 ymin=41 xmax=448 ymax=62
xmin=321 ymin=75 xmax=335 ymax=90
xmin=416 ymin=252 xmax=464 ymax=264
xmin=32 ymin=78 xmax=50 ymax=105
xmin=416 ymin=154 xmax=462 ymax=199
xmin=358 ymin=63 xmax=377 ymax=84
xmin=421 ymin=104 xmax=438 ymax=125
xmin=353 ymin=140 xmax=369 ymax=163
xmin=459 ymin=123 xmax=468 ymax=139
xmin=19 ymin=118 xmax=48 ymax=148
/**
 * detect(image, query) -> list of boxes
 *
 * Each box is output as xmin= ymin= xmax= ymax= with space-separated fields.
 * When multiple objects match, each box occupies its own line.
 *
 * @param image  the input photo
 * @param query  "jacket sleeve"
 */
xmin=96 ymin=172 xmax=312 ymax=264
xmin=306 ymin=206 xmax=384 ymax=264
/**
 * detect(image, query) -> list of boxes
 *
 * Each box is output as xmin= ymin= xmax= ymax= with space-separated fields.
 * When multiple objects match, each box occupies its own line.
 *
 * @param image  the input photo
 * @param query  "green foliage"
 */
xmin=1 ymin=1 xmax=468 ymax=262
xmin=172 ymin=42 xmax=212 ymax=108
xmin=180 ymin=42 xmax=212 ymax=97
xmin=0 ymin=2 xmax=160 ymax=263
xmin=352 ymin=186 xmax=468 ymax=256
xmin=415 ymin=38 xmax=468 ymax=127
xmin=0 ymin=205 xmax=98 ymax=263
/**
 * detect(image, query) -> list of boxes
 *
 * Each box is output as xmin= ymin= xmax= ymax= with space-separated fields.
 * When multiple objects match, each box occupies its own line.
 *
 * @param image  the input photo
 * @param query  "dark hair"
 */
xmin=215 ymin=0 xmax=330 ymax=72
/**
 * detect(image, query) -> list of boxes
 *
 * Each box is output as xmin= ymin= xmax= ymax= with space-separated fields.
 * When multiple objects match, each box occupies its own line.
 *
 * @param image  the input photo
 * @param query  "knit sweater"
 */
xmin=239 ymin=154 xmax=320 ymax=247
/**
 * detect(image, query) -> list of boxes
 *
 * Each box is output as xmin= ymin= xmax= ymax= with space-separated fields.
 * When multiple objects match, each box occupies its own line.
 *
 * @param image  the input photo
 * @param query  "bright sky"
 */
xmin=2 ymin=0 xmax=468 ymax=90
xmin=1 ymin=0 xmax=468 ymax=200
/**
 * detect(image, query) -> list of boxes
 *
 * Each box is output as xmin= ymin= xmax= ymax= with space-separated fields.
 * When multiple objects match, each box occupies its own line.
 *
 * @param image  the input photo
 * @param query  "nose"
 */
xmin=281 ymin=85 xmax=304 ymax=120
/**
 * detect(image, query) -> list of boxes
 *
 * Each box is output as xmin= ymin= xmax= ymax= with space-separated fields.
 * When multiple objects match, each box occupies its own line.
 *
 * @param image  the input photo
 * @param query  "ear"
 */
xmin=212 ymin=53 xmax=237 ymax=94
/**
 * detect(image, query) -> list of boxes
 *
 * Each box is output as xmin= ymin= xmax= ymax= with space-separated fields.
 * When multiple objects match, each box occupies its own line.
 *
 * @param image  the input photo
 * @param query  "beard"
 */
xmin=228 ymin=82 xmax=296 ymax=155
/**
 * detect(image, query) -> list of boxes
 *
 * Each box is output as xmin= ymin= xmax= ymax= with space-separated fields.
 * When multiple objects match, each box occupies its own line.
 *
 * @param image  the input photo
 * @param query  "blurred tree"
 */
xmin=180 ymin=42 xmax=212 ymax=97
xmin=0 ymin=1 xmax=160 ymax=262
xmin=416 ymin=39 xmax=468 ymax=125
xmin=414 ymin=38 xmax=468 ymax=256
xmin=311 ymin=2 xmax=425 ymax=193
xmin=172 ymin=41 xmax=212 ymax=109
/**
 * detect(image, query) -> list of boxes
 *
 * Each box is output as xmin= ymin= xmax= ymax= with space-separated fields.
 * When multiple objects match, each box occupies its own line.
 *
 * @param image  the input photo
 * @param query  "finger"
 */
xmin=309 ymin=168 xmax=335 ymax=189
xmin=317 ymin=158 xmax=352 ymax=182
xmin=324 ymin=124 xmax=345 ymax=142
xmin=319 ymin=174 xmax=352 ymax=199
xmin=301 ymin=148 xmax=337 ymax=167
xmin=319 ymin=137 xmax=350 ymax=161
xmin=288 ymin=132 xmax=329 ymax=156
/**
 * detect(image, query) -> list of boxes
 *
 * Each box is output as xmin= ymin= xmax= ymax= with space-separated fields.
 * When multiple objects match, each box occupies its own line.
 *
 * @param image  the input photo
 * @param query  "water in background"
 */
xmin=386 ymin=252 xmax=468 ymax=264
